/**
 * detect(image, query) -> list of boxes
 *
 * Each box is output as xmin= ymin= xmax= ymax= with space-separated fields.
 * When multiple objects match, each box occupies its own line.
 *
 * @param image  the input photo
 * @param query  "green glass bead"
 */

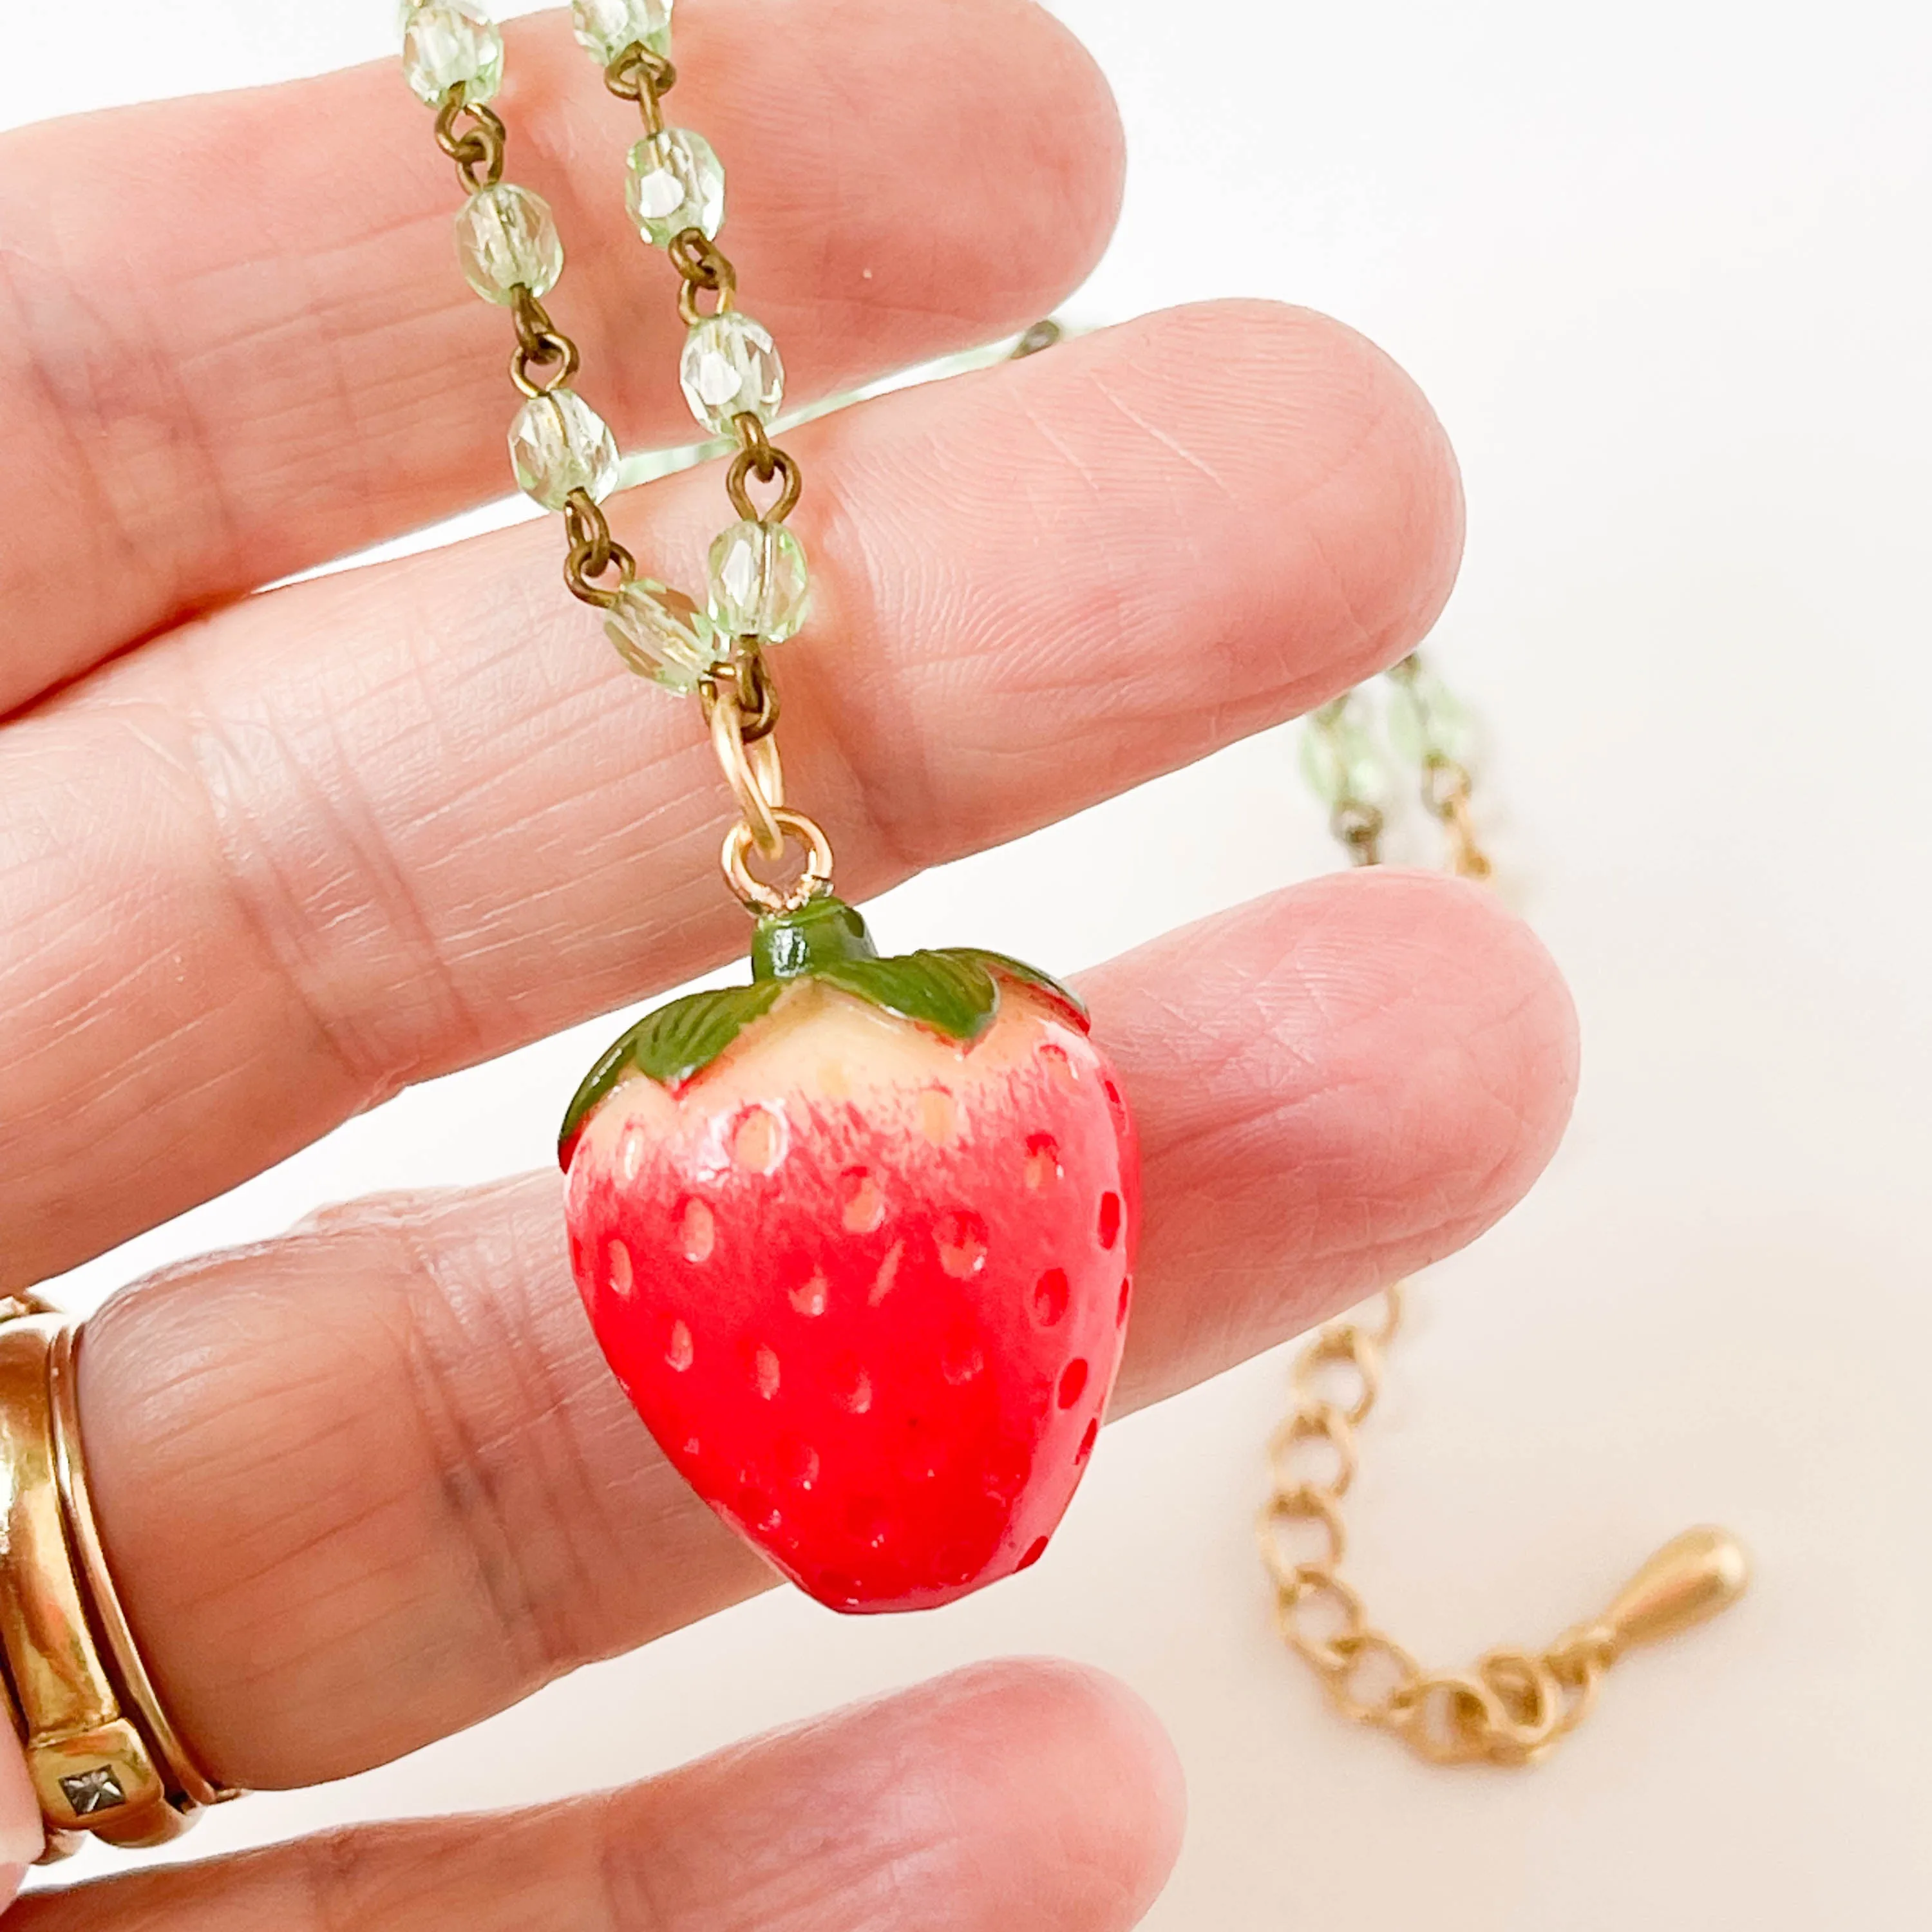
xmin=401 ymin=1 xmax=503 ymax=106
xmin=1298 ymin=696 xmax=1387 ymax=806
xmin=454 ymin=184 xmax=564 ymax=304
xmin=509 ymin=389 xmax=620 ymax=511
xmin=707 ymin=520 xmax=811 ymax=643
xmin=626 ymin=129 xmax=726 ymax=246
xmin=680 ymin=312 xmax=784 ymax=435
xmin=1387 ymin=663 xmax=1475 ymax=765
xmin=571 ymin=0 xmax=674 ymax=66
xmin=605 ymin=579 xmax=719 ymax=694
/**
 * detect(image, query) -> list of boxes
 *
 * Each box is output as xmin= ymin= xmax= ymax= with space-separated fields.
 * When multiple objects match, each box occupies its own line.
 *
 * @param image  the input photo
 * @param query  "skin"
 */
xmin=0 ymin=2 xmax=1580 ymax=1924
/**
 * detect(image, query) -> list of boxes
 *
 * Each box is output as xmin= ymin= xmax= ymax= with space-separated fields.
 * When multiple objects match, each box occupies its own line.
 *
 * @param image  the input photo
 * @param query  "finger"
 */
xmin=1 ymin=299 xmax=1462 ymax=1286
xmin=0 ymin=1731 xmax=41 ymax=1897
xmin=0 ymin=0 xmax=1122 ymax=712
xmin=74 ymin=872 xmax=1574 ymax=1789
xmin=8 ymin=1661 xmax=1184 ymax=1932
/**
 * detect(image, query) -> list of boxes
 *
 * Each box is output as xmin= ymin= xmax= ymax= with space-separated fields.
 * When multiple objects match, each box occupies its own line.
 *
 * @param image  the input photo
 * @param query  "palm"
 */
xmin=0 ymin=3 xmax=1574 ymax=1926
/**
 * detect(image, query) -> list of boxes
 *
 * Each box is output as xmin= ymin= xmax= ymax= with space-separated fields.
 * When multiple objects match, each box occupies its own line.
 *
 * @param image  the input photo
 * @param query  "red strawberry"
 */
xmin=560 ymin=895 xmax=1138 ymax=1613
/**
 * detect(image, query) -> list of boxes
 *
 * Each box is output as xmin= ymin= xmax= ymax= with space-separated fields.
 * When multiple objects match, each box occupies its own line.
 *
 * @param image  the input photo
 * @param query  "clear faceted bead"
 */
xmin=571 ymin=0 xmax=674 ymax=66
xmin=1387 ymin=661 xmax=1475 ymax=765
xmin=454 ymin=184 xmax=564 ymax=303
xmin=679 ymin=312 xmax=784 ymax=435
xmin=508 ymin=389 xmax=620 ymax=511
xmin=401 ymin=1 xmax=504 ymax=106
xmin=605 ymin=579 xmax=719 ymax=693
xmin=708 ymin=520 xmax=811 ymax=642
xmin=1298 ymin=695 xmax=1387 ymax=806
xmin=626 ymin=129 xmax=725 ymax=246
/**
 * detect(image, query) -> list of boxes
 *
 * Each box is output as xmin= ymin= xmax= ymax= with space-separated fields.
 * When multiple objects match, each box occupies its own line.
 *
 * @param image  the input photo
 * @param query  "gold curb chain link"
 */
xmin=1262 ymin=658 xmax=1748 ymax=1767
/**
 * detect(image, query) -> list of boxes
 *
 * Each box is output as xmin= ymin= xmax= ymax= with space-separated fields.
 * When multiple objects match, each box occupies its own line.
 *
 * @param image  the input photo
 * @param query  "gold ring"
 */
xmin=49 ymin=1323 xmax=241 ymax=1814
xmin=0 ymin=1307 xmax=243 ymax=1857
xmin=721 ymin=807 xmax=836 ymax=914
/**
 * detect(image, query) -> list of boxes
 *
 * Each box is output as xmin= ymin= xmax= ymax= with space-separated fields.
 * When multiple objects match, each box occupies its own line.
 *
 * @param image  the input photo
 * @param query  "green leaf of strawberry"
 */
xmin=560 ymin=981 xmax=786 ymax=1154
xmin=811 ymin=949 xmax=1000 ymax=1043
xmin=936 ymin=948 xmax=1089 ymax=1030
xmin=560 ymin=897 xmax=1087 ymax=1165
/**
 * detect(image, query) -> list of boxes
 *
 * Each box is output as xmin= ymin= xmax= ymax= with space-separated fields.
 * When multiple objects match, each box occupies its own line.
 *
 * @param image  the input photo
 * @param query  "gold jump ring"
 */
xmin=721 ymin=808 xmax=835 ymax=915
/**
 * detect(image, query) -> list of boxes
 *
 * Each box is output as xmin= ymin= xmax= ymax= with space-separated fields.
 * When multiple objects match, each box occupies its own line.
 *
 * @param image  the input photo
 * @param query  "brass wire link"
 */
xmin=1264 ymin=662 xmax=1750 ymax=1767
xmin=669 ymin=229 xmax=739 ymax=324
xmin=509 ymin=287 xmax=582 ymax=397
xmin=728 ymin=413 xmax=804 ymax=524
xmin=596 ymin=38 xmax=822 ymax=911
xmin=562 ymin=488 xmax=636 ymax=609
xmin=1388 ymin=656 xmax=1493 ymax=882
xmin=417 ymin=80 xmax=637 ymax=614
xmin=603 ymin=42 xmax=678 ymax=139
xmin=433 ymin=93 xmax=506 ymax=191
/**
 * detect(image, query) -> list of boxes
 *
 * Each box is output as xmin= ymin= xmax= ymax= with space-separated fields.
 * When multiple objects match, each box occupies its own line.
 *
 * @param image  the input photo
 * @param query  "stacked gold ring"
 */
xmin=0 ymin=1299 xmax=242 ymax=1858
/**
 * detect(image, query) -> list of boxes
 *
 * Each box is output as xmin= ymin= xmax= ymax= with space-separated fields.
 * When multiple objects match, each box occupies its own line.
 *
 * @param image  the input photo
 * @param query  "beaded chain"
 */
xmin=1264 ymin=659 xmax=1748 ymax=1766
xmin=400 ymin=0 xmax=829 ymax=914
xmin=395 ymin=4 xmax=1748 ymax=1772
xmin=1299 ymin=656 xmax=1491 ymax=880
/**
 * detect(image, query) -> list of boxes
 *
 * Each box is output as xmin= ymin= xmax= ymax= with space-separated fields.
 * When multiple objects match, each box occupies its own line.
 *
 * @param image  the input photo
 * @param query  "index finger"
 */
xmin=0 ymin=0 xmax=1122 ymax=713
xmin=0 ymin=301 xmax=1461 ymax=1286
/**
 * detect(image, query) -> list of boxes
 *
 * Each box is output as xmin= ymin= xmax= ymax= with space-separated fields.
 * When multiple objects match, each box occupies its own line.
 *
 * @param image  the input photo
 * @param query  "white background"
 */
xmin=5 ymin=1 xmax=1931 ymax=1925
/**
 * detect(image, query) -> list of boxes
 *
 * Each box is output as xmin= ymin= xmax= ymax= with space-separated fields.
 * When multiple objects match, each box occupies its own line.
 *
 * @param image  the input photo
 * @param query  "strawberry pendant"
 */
xmin=560 ymin=894 xmax=1139 ymax=1613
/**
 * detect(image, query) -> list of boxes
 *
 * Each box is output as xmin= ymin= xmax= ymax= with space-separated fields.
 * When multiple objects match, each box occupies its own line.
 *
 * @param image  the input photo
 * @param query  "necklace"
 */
xmin=396 ymin=6 xmax=1750 ymax=1717
xmin=400 ymin=3 xmax=1139 ymax=1616
xmin=1262 ymin=659 xmax=1748 ymax=1765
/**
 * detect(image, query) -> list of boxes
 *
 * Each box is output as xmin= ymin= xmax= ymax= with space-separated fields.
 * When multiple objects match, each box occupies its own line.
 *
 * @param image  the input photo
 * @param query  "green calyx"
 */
xmin=558 ymin=895 xmax=1086 ymax=1165
xmin=750 ymin=892 xmax=880 ymax=981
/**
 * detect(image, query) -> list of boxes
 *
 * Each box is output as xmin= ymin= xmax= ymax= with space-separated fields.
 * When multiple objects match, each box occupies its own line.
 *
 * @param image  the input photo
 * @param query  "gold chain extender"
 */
xmin=1260 ymin=658 xmax=1750 ymax=1766
xmin=403 ymin=1 xmax=833 ymax=922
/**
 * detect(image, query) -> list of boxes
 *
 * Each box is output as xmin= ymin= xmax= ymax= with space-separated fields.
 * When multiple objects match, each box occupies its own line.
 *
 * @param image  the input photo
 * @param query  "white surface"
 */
xmin=6 ymin=1 xmax=1931 ymax=1924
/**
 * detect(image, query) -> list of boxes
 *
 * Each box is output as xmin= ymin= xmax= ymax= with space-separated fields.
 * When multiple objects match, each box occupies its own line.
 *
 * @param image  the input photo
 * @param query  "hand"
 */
xmin=0 ymin=1 xmax=1577 ymax=1924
